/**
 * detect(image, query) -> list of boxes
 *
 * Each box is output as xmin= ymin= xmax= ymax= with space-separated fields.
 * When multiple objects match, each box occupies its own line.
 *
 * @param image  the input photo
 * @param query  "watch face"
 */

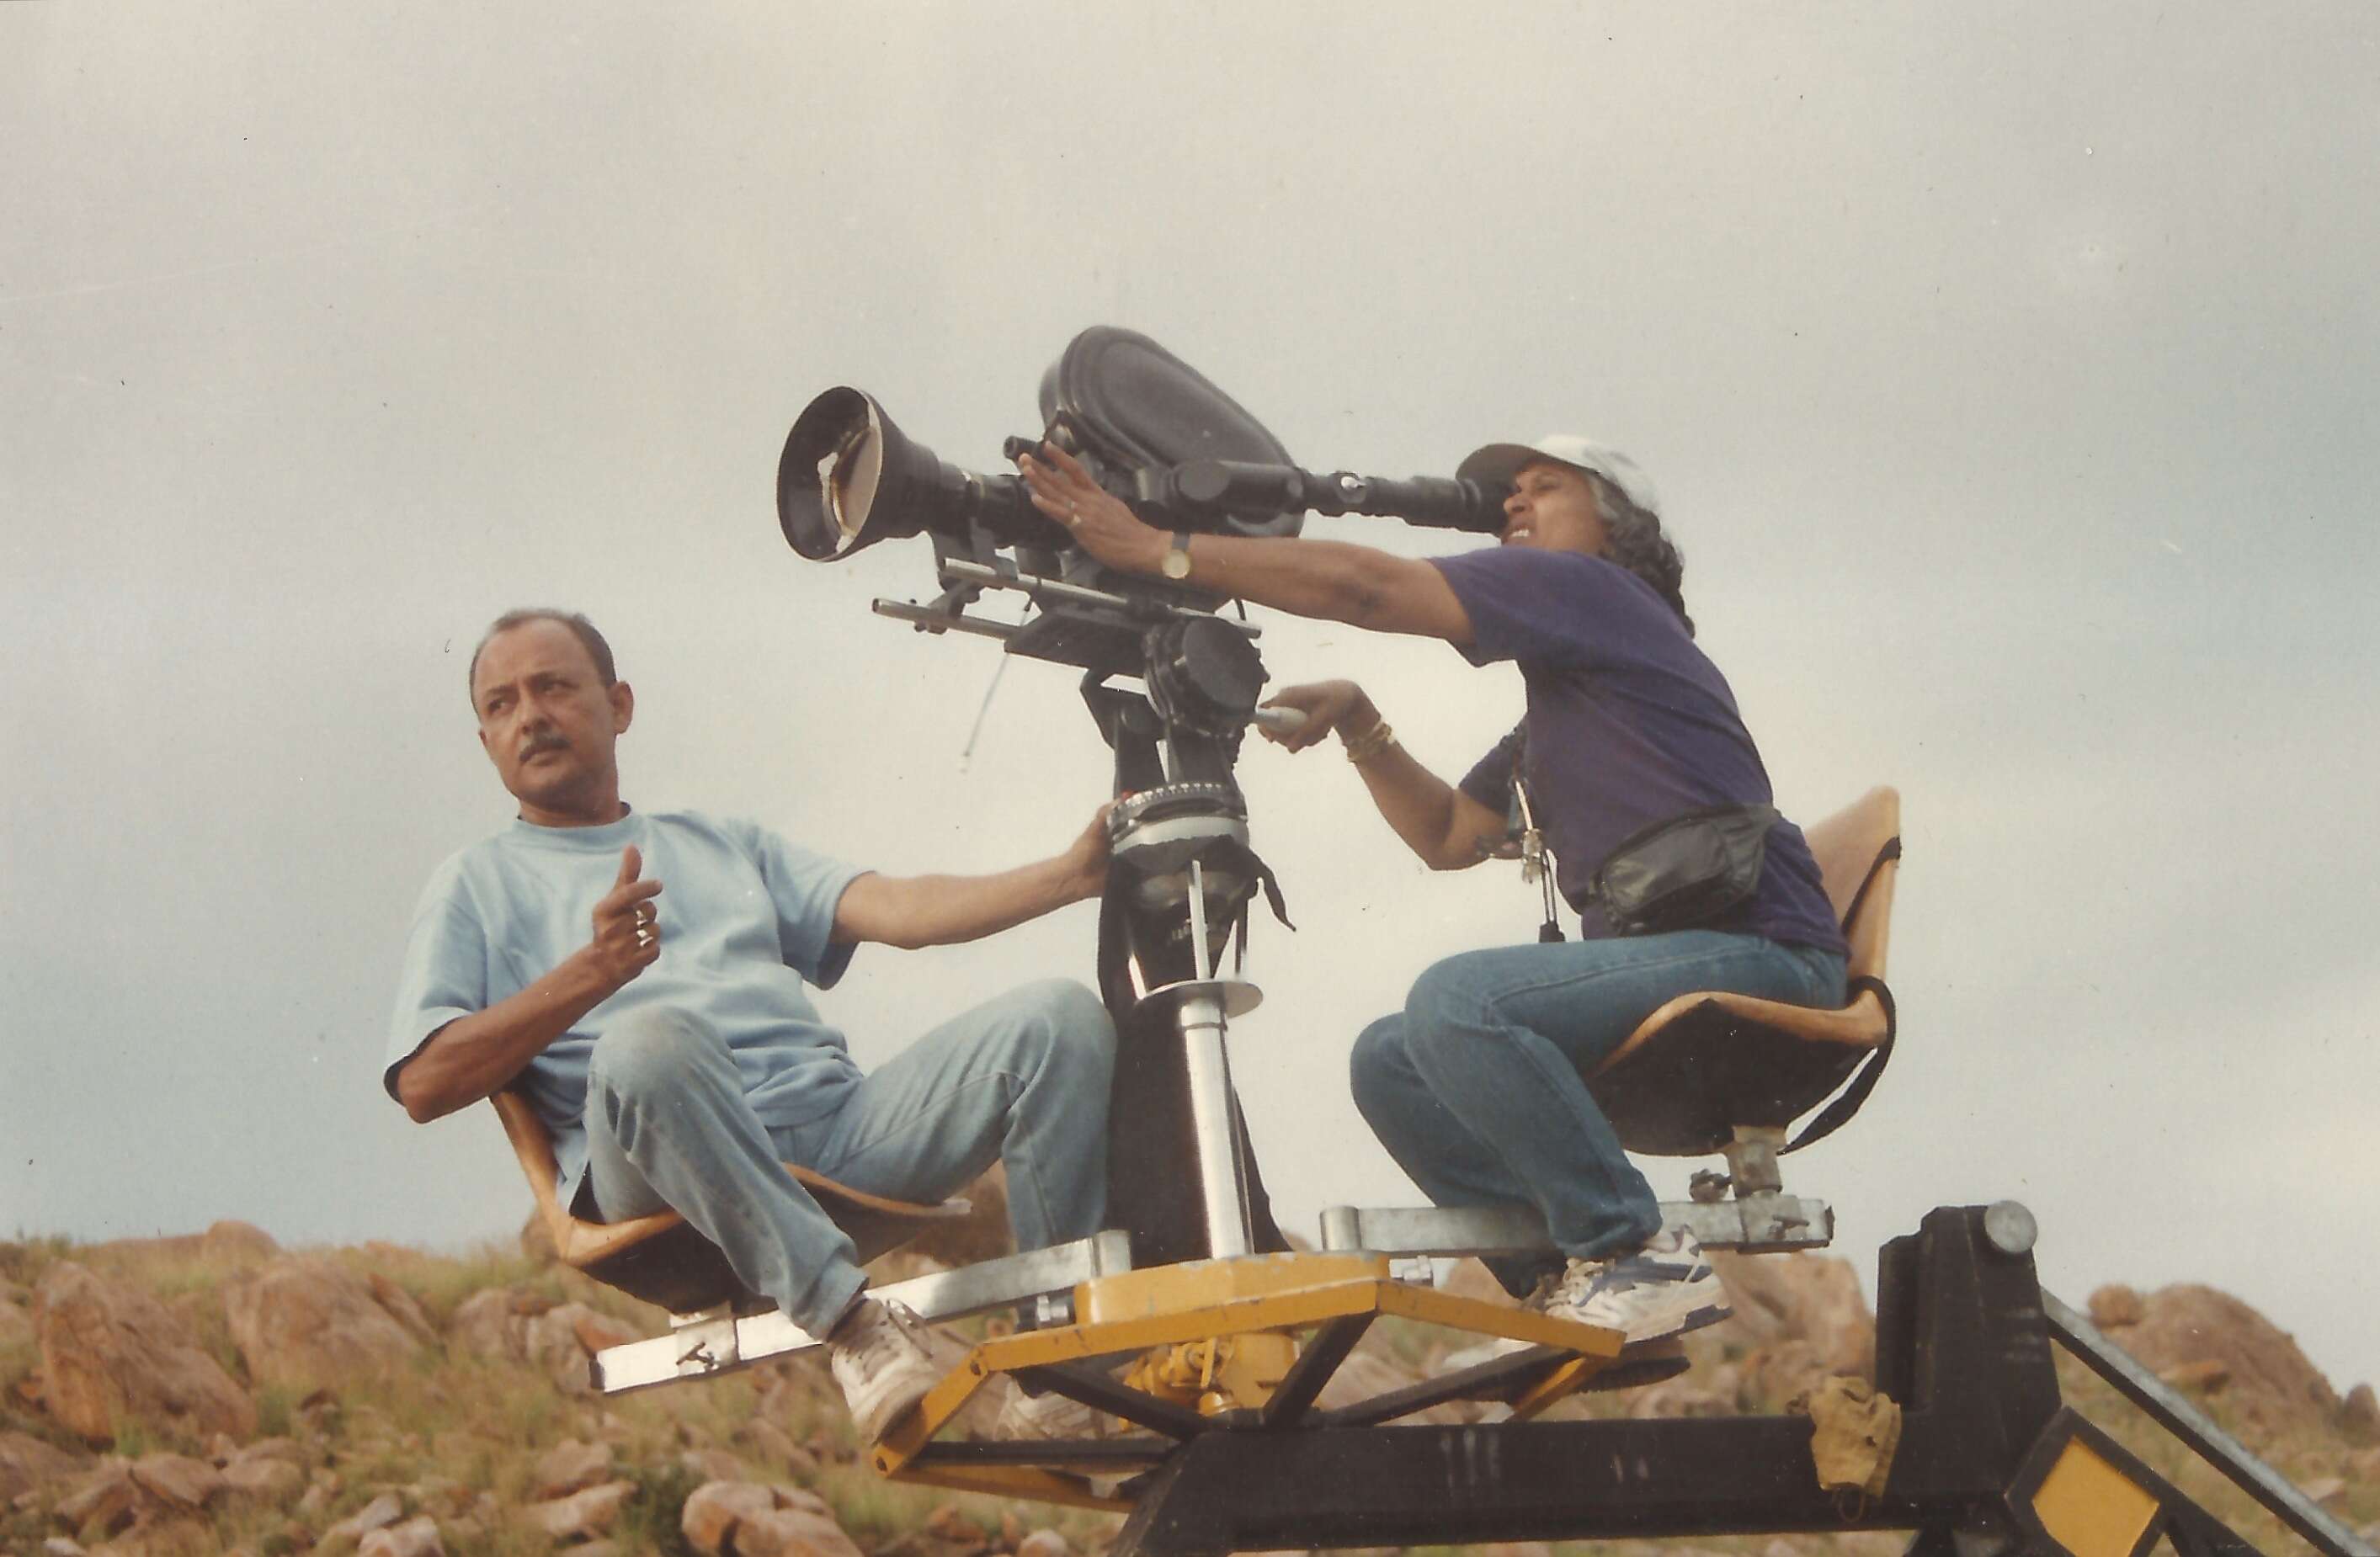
xmin=1162 ymin=539 xmax=1191 ymax=578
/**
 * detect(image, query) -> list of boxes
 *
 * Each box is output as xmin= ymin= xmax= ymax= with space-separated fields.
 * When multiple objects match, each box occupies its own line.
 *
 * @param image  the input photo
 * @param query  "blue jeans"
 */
xmin=583 ymin=978 xmax=1115 ymax=1333
xmin=1350 ymin=932 xmax=1845 ymax=1294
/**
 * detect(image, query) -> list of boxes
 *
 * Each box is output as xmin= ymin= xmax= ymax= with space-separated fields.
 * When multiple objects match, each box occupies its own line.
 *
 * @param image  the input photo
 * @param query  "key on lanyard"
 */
xmin=1515 ymin=777 xmax=1565 ymax=940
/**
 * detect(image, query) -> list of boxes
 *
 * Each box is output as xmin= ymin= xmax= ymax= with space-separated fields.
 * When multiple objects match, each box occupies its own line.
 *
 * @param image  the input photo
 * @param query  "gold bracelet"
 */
xmin=1343 ymin=719 xmax=1398 ymax=763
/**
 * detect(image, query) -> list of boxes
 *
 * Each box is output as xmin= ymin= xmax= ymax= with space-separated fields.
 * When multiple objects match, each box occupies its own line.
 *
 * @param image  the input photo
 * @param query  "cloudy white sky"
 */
xmin=5 ymin=4 xmax=2376 ymax=1394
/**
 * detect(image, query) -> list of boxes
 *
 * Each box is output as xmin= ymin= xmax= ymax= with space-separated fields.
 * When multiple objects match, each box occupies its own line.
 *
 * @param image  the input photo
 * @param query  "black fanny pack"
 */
xmin=1586 ymin=802 xmax=1781 ymax=936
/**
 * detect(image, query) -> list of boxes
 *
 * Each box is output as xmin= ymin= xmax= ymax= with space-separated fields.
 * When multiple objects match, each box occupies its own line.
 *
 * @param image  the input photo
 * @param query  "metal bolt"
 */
xmin=1983 ymin=1200 xmax=2038 ymax=1256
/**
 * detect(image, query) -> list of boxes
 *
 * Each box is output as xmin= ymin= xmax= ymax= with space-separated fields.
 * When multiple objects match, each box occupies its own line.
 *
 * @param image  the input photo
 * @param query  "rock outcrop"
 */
xmin=1711 ymin=1250 xmax=1876 ymax=1379
xmin=5 ymin=1225 xmax=2368 ymax=1556
xmin=45 ymin=1449 xmax=249 ymax=1548
xmin=443 ymin=1286 xmax=544 ymax=1362
xmin=682 ymin=1480 xmax=865 ymax=1557
xmin=2345 ymin=1381 xmax=2378 ymax=1440
xmin=359 ymin=1515 xmax=446 ymax=1557
xmin=222 ymin=1256 xmax=428 ymax=1391
xmin=0 ymin=1429 xmax=88 ymax=1501
xmin=2086 ymin=1281 xmax=2345 ymax=1433
xmin=520 ymin=1477 xmax=633 ymax=1541
xmin=523 ymin=1301 xmax=641 ymax=1395
xmin=531 ymin=1437 xmax=615 ymax=1499
xmin=30 ymin=1262 xmax=257 ymax=1443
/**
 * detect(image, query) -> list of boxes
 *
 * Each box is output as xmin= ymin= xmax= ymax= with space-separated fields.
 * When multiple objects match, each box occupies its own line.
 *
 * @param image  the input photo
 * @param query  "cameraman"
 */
xmin=1016 ymin=437 xmax=1846 ymax=1347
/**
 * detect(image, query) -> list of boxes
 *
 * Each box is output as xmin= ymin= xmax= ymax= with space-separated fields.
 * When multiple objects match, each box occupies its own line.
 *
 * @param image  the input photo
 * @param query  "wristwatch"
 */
xmin=1159 ymin=531 xmax=1194 ymax=581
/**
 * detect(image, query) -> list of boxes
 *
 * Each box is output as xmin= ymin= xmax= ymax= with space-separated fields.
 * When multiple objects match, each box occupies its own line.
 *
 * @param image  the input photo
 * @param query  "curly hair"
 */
xmin=1587 ymin=474 xmax=1692 ymax=638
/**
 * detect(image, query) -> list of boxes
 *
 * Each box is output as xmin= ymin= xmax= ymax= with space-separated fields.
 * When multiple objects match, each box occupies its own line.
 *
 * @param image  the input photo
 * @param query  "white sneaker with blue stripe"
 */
xmin=1543 ymin=1227 xmax=1731 ymax=1344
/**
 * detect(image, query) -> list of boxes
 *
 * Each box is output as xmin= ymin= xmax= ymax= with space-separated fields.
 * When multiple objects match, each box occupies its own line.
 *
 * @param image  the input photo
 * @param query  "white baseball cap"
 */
xmin=1456 ymin=434 xmax=1661 ymax=517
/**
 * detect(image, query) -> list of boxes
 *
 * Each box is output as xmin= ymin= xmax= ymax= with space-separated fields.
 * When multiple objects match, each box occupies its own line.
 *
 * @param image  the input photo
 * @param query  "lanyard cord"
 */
xmin=1514 ymin=775 xmax=1565 ymax=943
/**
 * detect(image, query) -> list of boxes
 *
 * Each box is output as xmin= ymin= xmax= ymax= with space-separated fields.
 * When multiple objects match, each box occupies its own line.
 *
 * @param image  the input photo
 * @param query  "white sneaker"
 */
xmin=1542 ymin=1228 xmax=1730 ymax=1345
xmin=990 ymin=1379 xmax=1108 ymax=1441
xmin=825 ymin=1299 xmax=945 ymax=1442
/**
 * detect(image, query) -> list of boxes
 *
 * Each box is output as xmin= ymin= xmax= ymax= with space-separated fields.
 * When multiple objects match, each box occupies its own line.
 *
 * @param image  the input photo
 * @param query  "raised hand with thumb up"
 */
xmin=588 ymin=843 xmax=665 ymax=990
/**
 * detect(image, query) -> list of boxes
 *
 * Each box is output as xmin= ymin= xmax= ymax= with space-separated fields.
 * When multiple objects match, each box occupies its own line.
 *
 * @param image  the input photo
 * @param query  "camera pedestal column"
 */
xmin=1104 ymin=781 xmax=1274 ymax=1263
xmin=1145 ymin=970 xmax=1263 ymax=1260
xmin=1106 ymin=860 xmax=1323 ymax=1419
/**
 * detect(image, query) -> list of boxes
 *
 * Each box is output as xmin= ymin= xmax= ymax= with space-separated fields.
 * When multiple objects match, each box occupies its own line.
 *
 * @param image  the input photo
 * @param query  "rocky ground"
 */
xmin=3 ymin=1185 xmax=2373 ymax=1556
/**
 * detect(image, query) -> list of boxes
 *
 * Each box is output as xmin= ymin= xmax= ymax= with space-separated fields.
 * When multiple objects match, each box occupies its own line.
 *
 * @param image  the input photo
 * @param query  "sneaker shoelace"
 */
xmin=839 ymin=1302 xmax=920 ymax=1369
xmin=1552 ymin=1255 xmax=1612 ymax=1309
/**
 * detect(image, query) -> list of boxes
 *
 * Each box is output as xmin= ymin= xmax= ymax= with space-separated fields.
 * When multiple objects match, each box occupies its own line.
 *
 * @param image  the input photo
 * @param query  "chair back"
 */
xmin=1584 ymin=784 xmax=1904 ymax=1159
xmin=493 ymin=1087 xmax=577 ymax=1257
xmin=1802 ymin=784 xmax=1899 ymax=980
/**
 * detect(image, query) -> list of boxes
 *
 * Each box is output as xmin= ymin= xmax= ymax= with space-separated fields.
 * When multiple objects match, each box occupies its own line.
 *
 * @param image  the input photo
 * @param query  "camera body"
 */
xmin=777 ymin=325 xmax=1504 ymax=678
xmin=780 ymin=327 xmax=1299 ymax=557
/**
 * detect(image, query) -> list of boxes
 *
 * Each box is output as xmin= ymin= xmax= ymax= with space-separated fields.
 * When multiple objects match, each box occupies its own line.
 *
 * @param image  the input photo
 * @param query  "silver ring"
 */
xmin=636 ymin=927 xmax=655 ymax=947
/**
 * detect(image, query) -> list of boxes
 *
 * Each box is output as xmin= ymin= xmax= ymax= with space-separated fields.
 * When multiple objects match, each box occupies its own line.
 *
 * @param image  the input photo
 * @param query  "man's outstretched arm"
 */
xmin=393 ymin=845 xmax=660 ymax=1124
xmin=1016 ymin=444 xmax=1477 ymax=645
xmin=831 ymin=804 xmax=1111 ymax=951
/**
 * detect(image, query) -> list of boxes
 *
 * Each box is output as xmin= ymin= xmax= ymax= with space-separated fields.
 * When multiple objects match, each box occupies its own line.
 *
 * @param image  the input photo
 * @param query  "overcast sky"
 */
xmin=4 ymin=3 xmax=2376 ymax=1394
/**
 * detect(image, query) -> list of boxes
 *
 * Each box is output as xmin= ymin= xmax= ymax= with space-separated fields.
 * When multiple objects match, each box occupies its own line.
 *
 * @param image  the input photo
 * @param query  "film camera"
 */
xmin=775 ymin=327 xmax=1502 ymax=1261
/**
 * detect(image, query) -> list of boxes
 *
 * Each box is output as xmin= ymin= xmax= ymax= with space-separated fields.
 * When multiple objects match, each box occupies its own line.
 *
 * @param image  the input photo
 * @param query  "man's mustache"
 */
xmin=519 ymin=733 xmax=570 ymax=761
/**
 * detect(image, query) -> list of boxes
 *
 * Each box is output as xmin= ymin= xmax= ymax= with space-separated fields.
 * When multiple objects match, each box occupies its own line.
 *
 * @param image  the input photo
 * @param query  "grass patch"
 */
xmin=254 ymin=1380 xmax=297 ymax=1438
xmin=0 ymin=1332 xmax=40 ymax=1406
xmin=0 ymin=1234 xmax=73 ymax=1288
xmin=618 ymin=1458 xmax=704 ymax=1556
xmin=815 ymin=1460 xmax=987 ymax=1548
xmin=330 ymin=1239 xmax=570 ymax=1326
xmin=109 ymin=1414 xmax=156 ymax=1459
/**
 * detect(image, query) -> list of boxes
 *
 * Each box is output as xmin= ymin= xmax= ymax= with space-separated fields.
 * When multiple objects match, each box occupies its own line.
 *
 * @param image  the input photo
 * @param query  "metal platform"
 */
xmin=584 ymin=1204 xmax=2369 ymax=1557
xmin=865 ymin=1206 xmax=2370 ymax=1557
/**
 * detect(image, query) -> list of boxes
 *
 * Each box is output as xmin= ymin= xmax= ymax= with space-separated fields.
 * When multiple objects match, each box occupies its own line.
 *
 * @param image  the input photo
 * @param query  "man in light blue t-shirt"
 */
xmin=386 ymin=608 xmax=1116 ymax=1443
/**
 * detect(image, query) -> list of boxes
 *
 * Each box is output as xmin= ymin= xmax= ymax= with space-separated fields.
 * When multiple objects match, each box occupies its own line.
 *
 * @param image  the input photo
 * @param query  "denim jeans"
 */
xmin=583 ymin=978 xmax=1115 ymax=1333
xmin=1350 ymin=932 xmax=1845 ymax=1294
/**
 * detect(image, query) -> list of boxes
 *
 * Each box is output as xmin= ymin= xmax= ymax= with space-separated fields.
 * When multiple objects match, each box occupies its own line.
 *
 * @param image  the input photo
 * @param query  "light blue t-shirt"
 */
xmin=384 ymin=807 xmax=866 ymax=1210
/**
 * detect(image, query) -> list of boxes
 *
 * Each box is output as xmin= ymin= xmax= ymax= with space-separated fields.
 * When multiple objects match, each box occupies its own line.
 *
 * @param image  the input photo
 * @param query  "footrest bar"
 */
xmin=1317 ymin=1198 xmax=1834 ymax=1258
xmin=591 ymin=1230 xmax=1136 ymax=1393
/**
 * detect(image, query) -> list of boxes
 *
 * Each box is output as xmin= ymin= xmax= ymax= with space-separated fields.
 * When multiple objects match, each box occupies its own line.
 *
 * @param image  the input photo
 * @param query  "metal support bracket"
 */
xmin=1317 ymin=1195 xmax=1834 ymax=1258
xmin=589 ymin=1230 xmax=1134 ymax=1394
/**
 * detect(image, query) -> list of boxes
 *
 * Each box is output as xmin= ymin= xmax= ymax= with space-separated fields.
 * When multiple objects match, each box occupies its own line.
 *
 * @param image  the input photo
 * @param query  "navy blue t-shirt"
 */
xmin=1430 ymin=547 xmax=1846 ymax=955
